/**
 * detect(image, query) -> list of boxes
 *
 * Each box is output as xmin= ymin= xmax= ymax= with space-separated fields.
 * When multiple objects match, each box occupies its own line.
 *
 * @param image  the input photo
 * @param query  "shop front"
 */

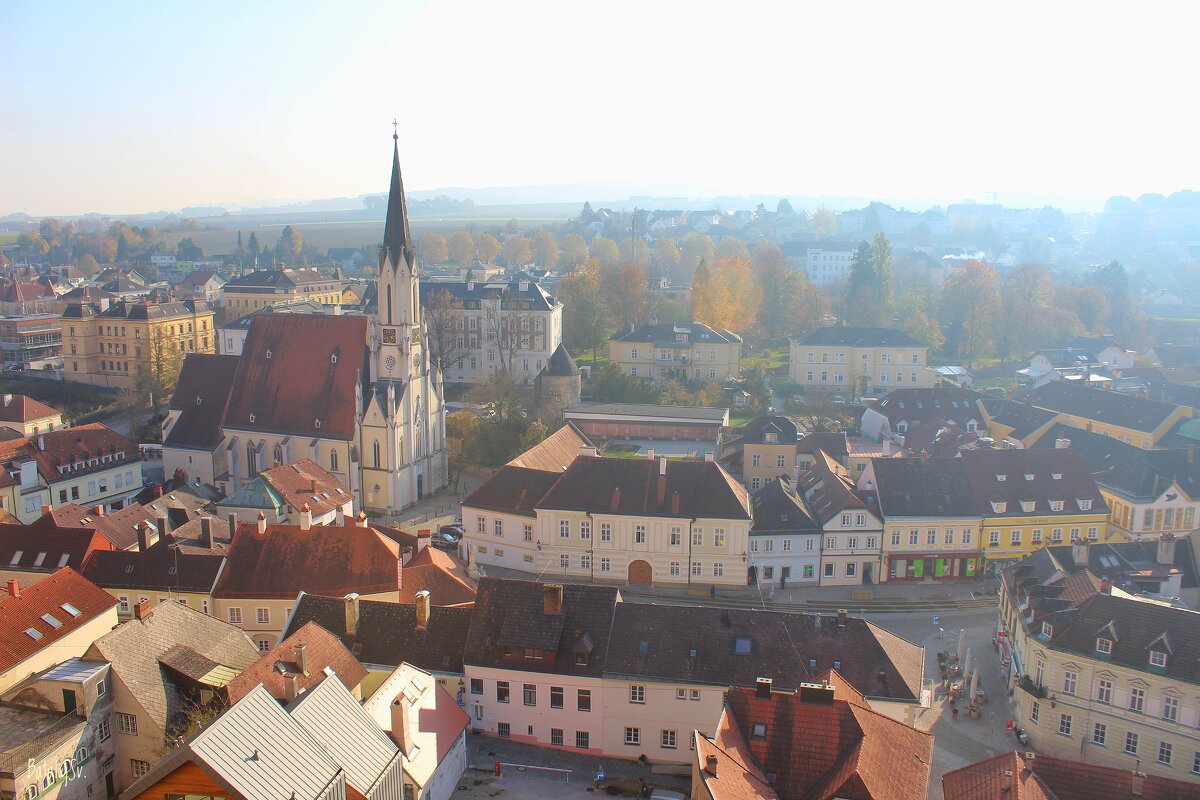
xmin=886 ymin=553 xmax=979 ymax=581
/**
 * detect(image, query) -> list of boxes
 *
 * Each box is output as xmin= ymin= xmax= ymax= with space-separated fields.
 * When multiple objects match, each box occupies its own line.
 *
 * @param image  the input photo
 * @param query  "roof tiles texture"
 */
xmin=225 ymin=621 xmax=368 ymax=704
xmin=164 ymin=354 xmax=239 ymax=448
xmin=0 ymin=394 xmax=61 ymax=424
xmin=259 ymin=458 xmax=352 ymax=516
xmin=943 ymin=751 xmax=1200 ymax=800
xmin=398 ymin=546 xmax=477 ymax=606
xmin=1023 ymin=381 xmax=1182 ymax=434
xmin=0 ymin=568 xmax=119 ymax=674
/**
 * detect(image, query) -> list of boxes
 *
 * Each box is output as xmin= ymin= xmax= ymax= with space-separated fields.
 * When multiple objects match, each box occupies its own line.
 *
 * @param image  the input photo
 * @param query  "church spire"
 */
xmin=381 ymin=123 xmax=415 ymax=272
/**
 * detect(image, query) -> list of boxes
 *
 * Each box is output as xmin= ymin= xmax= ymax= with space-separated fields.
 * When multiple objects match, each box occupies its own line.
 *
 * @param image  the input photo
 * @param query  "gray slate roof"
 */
xmin=794 ymin=326 xmax=925 ymax=348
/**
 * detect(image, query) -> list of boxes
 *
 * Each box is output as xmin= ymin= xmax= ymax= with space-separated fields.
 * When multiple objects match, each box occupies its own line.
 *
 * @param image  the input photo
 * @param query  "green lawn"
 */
xmin=0 ymin=232 xmax=20 ymax=245
xmin=740 ymin=349 xmax=788 ymax=371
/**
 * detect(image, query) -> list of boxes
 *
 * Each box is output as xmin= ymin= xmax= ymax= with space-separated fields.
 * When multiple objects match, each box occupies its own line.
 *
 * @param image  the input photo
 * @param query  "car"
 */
xmin=832 ymin=395 xmax=846 ymax=404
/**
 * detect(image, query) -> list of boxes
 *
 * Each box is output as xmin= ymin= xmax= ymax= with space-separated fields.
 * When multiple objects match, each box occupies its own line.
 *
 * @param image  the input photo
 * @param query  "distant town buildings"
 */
xmin=790 ymin=327 xmax=934 ymax=396
xmin=608 ymin=320 xmax=742 ymax=383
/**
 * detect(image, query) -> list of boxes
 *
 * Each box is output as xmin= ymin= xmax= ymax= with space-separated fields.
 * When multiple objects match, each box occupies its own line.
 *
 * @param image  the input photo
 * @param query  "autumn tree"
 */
xmin=530 ymin=231 xmax=559 ymax=267
xmin=78 ymin=254 xmax=100 ymax=276
xmin=757 ymin=262 xmax=827 ymax=339
xmin=558 ymin=265 xmax=613 ymax=361
xmin=871 ymin=233 xmax=893 ymax=321
xmin=1056 ymin=284 xmax=1109 ymax=334
xmin=691 ymin=257 xmax=760 ymax=333
xmin=501 ymin=235 xmax=531 ymax=268
xmin=423 ymin=288 xmax=468 ymax=374
xmin=417 ymin=232 xmax=448 ymax=264
xmin=483 ymin=288 xmax=539 ymax=375
xmin=902 ymin=310 xmax=945 ymax=352
xmin=618 ymin=237 xmax=650 ymax=267
xmin=1089 ymin=261 xmax=1143 ymax=345
xmin=589 ymin=363 xmax=661 ymax=403
xmin=844 ymin=242 xmax=885 ymax=326
xmin=275 ymin=226 xmax=303 ymax=265
xmin=138 ymin=328 xmax=185 ymax=408
xmin=751 ymin=240 xmax=788 ymax=275
xmin=938 ymin=261 xmax=1001 ymax=366
xmin=715 ymin=236 xmax=749 ymax=260
xmin=777 ymin=198 xmax=795 ymax=215
xmin=559 ymin=233 xmax=589 ymax=268
xmin=1000 ymin=264 xmax=1053 ymax=360
xmin=811 ymin=206 xmax=837 ymax=239
xmin=680 ymin=233 xmax=714 ymax=277
xmin=476 ymin=232 xmax=501 ymax=263
xmin=589 ymin=236 xmax=619 ymax=267
xmin=446 ymin=231 xmax=475 ymax=264
xmin=601 ymin=262 xmax=650 ymax=329
xmin=653 ymin=238 xmax=681 ymax=277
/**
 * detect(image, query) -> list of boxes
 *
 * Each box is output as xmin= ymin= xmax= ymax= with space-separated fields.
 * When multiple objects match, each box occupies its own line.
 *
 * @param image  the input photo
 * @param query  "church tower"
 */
xmin=361 ymin=130 xmax=447 ymax=514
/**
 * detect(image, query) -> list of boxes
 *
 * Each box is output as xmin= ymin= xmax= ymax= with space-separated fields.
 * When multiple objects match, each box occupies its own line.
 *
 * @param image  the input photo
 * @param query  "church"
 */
xmin=162 ymin=135 xmax=447 ymax=514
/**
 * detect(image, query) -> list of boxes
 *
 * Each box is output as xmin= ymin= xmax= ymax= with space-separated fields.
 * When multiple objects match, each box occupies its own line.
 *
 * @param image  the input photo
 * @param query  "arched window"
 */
xmin=387 ymin=286 xmax=393 ymax=324
xmin=373 ymin=440 xmax=381 ymax=468
xmin=330 ymin=449 xmax=338 ymax=472
xmin=272 ymin=443 xmax=283 ymax=465
xmin=246 ymin=443 xmax=257 ymax=478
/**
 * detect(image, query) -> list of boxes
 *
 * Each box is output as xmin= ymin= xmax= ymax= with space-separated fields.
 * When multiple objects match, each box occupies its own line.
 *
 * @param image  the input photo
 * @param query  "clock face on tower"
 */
xmin=382 ymin=328 xmax=397 ymax=345
xmin=385 ymin=355 xmax=397 ymax=371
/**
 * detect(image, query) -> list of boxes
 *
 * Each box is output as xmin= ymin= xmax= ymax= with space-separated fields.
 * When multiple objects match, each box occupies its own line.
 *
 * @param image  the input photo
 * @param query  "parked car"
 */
xmin=433 ymin=525 xmax=463 ymax=551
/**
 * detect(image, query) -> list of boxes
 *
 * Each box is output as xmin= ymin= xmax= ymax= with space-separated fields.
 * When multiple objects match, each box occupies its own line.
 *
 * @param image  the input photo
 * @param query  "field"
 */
xmin=0 ymin=232 xmax=20 ymax=245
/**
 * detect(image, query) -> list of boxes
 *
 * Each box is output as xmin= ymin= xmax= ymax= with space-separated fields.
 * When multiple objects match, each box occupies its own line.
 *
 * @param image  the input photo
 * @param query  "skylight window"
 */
xmin=61 ymin=603 xmax=81 ymax=617
xmin=25 ymin=628 xmax=43 ymax=640
xmin=57 ymin=554 xmax=70 ymax=568
xmin=33 ymin=552 xmax=47 ymax=567
xmin=9 ymin=550 xmax=22 ymax=565
xmin=41 ymin=613 xmax=62 ymax=629
xmin=734 ymin=637 xmax=752 ymax=655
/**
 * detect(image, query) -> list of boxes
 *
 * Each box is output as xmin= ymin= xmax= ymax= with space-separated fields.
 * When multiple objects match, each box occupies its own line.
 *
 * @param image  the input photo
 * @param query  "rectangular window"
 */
xmin=1097 ymin=679 xmax=1112 ymax=703
xmin=601 ymin=523 xmax=612 ymax=542
xmin=669 ymin=561 xmax=680 ymax=576
xmin=118 ymin=595 xmax=130 ymax=614
xmin=713 ymin=528 xmax=725 ymax=547
xmin=670 ymin=527 xmax=682 ymax=546
xmin=1093 ymin=722 xmax=1107 ymax=746
xmin=713 ymin=562 xmax=724 ymax=577
xmin=256 ymin=608 xmax=270 ymax=625
xmin=578 ymin=689 xmax=591 ymax=711
xmin=1011 ymin=530 xmax=1021 ymax=545
xmin=692 ymin=561 xmax=702 ymax=576
xmin=944 ymin=530 xmax=954 ymax=545
xmin=1062 ymin=671 xmax=1077 ymax=695
xmin=635 ymin=525 xmax=646 ymax=544
xmin=892 ymin=531 xmax=901 ymax=546
xmin=524 ymin=684 xmax=536 ymax=706
xmin=560 ymin=554 xmax=570 ymax=569
xmin=1150 ymin=650 xmax=1167 ymax=668
xmin=576 ymin=730 xmax=590 ymax=749
xmin=1163 ymin=696 xmax=1179 ymax=721
xmin=470 ymin=678 xmax=483 ymax=695
xmin=1158 ymin=741 xmax=1173 ymax=765
xmin=495 ymin=519 xmax=504 ymax=537
xmin=550 ymin=728 xmax=564 ymax=746
xmin=560 ymin=520 xmax=570 ymax=538
xmin=963 ymin=530 xmax=972 ymax=544
xmin=580 ymin=521 xmax=591 ymax=540
xmin=824 ymin=562 xmax=835 ymax=577
xmin=1130 ymin=687 xmax=1145 ymax=712
xmin=624 ymin=727 xmax=640 ymax=746
xmin=1125 ymin=731 xmax=1139 ymax=754
xmin=97 ymin=718 xmax=111 ymax=741
xmin=1058 ymin=713 xmax=1072 ymax=736
xmin=1030 ymin=701 xmax=1040 ymax=723
xmin=131 ymin=760 xmax=151 ymax=779
xmin=497 ymin=722 xmax=511 ymax=738
xmin=551 ymin=686 xmax=564 ymax=708
xmin=661 ymin=730 xmax=678 ymax=749
xmin=927 ymin=530 xmax=937 ymax=545
xmin=989 ymin=530 xmax=999 ymax=546
xmin=630 ymin=685 xmax=646 ymax=703
xmin=600 ymin=557 xmax=611 ymax=573
xmin=497 ymin=682 xmax=510 ymax=703
xmin=909 ymin=530 xmax=919 ymax=545
xmin=228 ymin=607 xmax=242 ymax=624
xmin=117 ymin=712 xmax=138 ymax=736
xmin=692 ymin=529 xmax=703 ymax=546
xmin=581 ymin=553 xmax=591 ymax=570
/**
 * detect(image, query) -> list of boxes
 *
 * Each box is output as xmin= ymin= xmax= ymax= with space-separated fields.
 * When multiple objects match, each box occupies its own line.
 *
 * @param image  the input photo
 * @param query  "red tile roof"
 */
xmin=504 ymin=423 xmax=592 ymax=473
xmin=0 ymin=568 xmax=119 ymax=674
xmin=165 ymin=354 xmax=239 ymax=449
xmin=0 ymin=524 xmax=115 ymax=576
xmin=46 ymin=502 xmax=161 ymax=551
xmin=695 ymin=711 xmax=779 ymax=800
xmin=399 ymin=546 xmax=477 ymax=606
xmin=0 ymin=394 xmax=61 ymax=424
xmin=0 ymin=423 xmax=137 ymax=486
xmin=259 ymin=459 xmax=352 ymax=517
xmin=461 ymin=465 xmax=562 ymax=517
xmin=213 ymin=522 xmax=401 ymax=599
xmin=723 ymin=673 xmax=932 ymax=800
xmin=225 ymin=621 xmax=369 ymax=704
xmin=943 ymin=751 xmax=1200 ymax=800
xmin=224 ymin=315 xmax=369 ymax=440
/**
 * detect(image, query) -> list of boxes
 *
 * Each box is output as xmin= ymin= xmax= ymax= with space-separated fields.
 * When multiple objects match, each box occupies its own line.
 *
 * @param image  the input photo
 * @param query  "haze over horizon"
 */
xmin=4 ymin=0 xmax=1198 ymax=217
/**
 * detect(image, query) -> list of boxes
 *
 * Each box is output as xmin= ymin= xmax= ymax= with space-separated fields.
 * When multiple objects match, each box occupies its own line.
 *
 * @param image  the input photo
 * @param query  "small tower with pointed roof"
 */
xmin=535 ymin=343 xmax=581 ymax=424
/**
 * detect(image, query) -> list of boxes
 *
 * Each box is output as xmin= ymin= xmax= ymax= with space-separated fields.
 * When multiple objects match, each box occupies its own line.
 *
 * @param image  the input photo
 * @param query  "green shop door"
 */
xmin=913 ymin=559 xmax=924 ymax=578
xmin=935 ymin=559 xmax=947 ymax=577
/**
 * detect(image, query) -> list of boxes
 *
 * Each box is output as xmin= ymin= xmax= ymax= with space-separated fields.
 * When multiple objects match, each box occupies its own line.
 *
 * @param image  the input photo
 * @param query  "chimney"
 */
xmin=919 ymin=449 xmax=929 ymax=462
xmin=543 ymin=584 xmax=564 ymax=615
xmin=1099 ymin=578 xmax=1112 ymax=594
xmin=1131 ymin=771 xmax=1146 ymax=797
xmin=153 ymin=484 xmax=163 ymax=499
xmin=1157 ymin=532 xmax=1177 ymax=566
xmin=136 ymin=521 xmax=150 ymax=552
xmin=257 ymin=511 xmax=267 ymax=534
xmin=5 ymin=578 xmax=19 ymax=599
xmin=1188 ymin=447 xmax=1195 ymax=464
xmin=671 ymin=490 xmax=681 ymax=515
xmin=133 ymin=598 xmax=153 ymax=620
xmin=579 ymin=445 xmax=598 ymax=457
xmin=657 ymin=460 xmax=668 ymax=507
xmin=792 ymin=463 xmax=802 ymax=484
xmin=356 ymin=511 xmax=369 ymax=528
xmin=227 ymin=512 xmax=238 ymax=540
xmin=610 ymin=486 xmax=621 ymax=511
xmin=704 ymin=451 xmax=714 ymax=462
xmin=415 ymin=589 xmax=431 ymax=630
xmin=299 ymin=503 xmax=312 ymax=531
xmin=417 ymin=529 xmax=431 ymax=552
xmin=2 ymin=394 xmax=11 ymax=407
xmin=156 ymin=512 xmax=169 ymax=538
xmin=1055 ymin=437 xmax=1071 ymax=449
xmin=1003 ymin=770 xmax=1013 ymax=792
xmin=1072 ymin=538 xmax=1089 ymax=567
xmin=646 ymin=448 xmax=655 ymax=461
xmin=92 ymin=504 xmax=105 ymax=517
xmin=283 ymin=673 xmax=299 ymax=702
xmin=40 ymin=504 xmax=52 ymax=516
xmin=37 ymin=435 xmax=44 ymax=451
xmin=755 ymin=677 xmax=773 ymax=699
xmin=704 ymin=755 xmax=718 ymax=777
xmin=343 ymin=593 xmax=361 ymax=636
xmin=837 ymin=609 xmax=848 ymax=627
xmin=294 ymin=642 xmax=308 ymax=674
xmin=200 ymin=517 xmax=214 ymax=549
xmin=391 ymin=698 xmax=414 ymax=755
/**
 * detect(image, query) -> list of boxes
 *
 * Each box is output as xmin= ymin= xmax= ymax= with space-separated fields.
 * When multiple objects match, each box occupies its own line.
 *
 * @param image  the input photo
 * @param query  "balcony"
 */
xmin=1015 ymin=675 xmax=1047 ymax=699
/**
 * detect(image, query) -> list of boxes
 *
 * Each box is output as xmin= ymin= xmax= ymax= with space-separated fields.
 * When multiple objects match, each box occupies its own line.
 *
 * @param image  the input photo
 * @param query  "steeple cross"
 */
xmin=392 ymin=118 xmax=398 ymax=140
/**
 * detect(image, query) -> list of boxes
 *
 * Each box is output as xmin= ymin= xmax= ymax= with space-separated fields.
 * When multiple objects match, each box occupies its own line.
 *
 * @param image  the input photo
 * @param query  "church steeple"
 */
xmin=381 ymin=126 xmax=415 ymax=273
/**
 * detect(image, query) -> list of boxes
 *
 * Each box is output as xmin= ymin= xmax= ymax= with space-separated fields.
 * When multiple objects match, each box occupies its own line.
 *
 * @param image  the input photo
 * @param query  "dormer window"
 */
xmin=751 ymin=723 xmax=767 ymax=740
xmin=1078 ymin=499 xmax=1093 ymax=511
xmin=1041 ymin=621 xmax=1053 ymax=638
xmin=765 ymin=432 xmax=778 ymax=443
xmin=991 ymin=501 xmax=1007 ymax=513
xmin=1050 ymin=500 xmax=1064 ymax=511
xmin=1024 ymin=474 xmax=1034 ymax=481
xmin=1096 ymin=638 xmax=1112 ymax=654
xmin=575 ymin=653 xmax=588 ymax=666
xmin=1150 ymin=650 xmax=1167 ymax=668
xmin=1052 ymin=473 xmax=1062 ymax=480
xmin=1021 ymin=501 xmax=1035 ymax=513
xmin=996 ymin=474 xmax=1006 ymax=482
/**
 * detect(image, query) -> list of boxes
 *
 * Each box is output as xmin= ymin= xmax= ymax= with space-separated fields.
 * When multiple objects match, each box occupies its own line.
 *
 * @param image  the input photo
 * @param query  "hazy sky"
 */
xmin=3 ymin=0 xmax=1197 ymax=216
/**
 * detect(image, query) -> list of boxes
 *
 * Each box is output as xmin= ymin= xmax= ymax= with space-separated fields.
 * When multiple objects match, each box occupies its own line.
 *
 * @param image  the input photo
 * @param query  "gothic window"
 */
xmin=330 ymin=449 xmax=338 ymax=472
xmin=272 ymin=444 xmax=283 ymax=465
xmin=373 ymin=441 xmax=381 ymax=468
xmin=246 ymin=443 xmax=257 ymax=478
